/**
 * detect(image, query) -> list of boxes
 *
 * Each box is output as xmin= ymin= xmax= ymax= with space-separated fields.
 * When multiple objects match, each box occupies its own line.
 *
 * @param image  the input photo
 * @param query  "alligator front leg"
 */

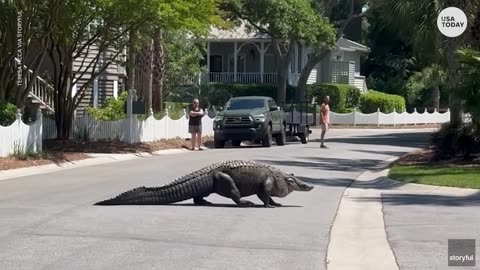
xmin=257 ymin=177 xmax=275 ymax=208
xmin=269 ymin=198 xmax=282 ymax=207
xmin=213 ymin=171 xmax=255 ymax=207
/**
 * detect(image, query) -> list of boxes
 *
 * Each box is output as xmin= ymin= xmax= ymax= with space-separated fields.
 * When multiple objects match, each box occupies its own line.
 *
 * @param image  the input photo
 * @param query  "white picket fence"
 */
xmin=0 ymin=110 xmax=42 ymax=157
xmin=0 ymin=104 xmax=462 ymax=158
xmin=283 ymin=107 xmax=452 ymax=126
xmin=43 ymin=110 xmax=215 ymax=143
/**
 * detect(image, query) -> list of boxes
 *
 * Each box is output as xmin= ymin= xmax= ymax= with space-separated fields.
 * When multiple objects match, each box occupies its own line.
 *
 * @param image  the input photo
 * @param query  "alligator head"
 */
xmin=286 ymin=173 xmax=314 ymax=192
xmin=271 ymin=172 xmax=314 ymax=198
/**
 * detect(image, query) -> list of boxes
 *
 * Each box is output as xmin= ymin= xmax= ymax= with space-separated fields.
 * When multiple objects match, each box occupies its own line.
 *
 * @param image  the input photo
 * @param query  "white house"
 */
xmin=183 ymin=21 xmax=370 ymax=92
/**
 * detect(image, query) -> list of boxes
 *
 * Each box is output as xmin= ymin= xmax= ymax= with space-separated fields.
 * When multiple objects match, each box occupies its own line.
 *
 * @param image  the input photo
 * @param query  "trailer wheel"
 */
xmin=275 ymin=125 xmax=286 ymax=146
xmin=300 ymin=127 xmax=309 ymax=144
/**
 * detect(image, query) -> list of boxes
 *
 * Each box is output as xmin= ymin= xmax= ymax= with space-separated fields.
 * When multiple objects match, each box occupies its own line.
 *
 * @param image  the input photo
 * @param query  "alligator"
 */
xmin=94 ymin=160 xmax=314 ymax=207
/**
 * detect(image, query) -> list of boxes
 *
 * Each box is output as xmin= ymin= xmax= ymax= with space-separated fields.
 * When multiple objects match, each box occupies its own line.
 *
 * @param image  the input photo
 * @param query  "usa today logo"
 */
xmin=437 ymin=7 xmax=468 ymax=37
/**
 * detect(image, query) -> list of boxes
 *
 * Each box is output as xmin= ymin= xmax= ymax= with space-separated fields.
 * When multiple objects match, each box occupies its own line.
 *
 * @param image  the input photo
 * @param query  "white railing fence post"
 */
xmin=393 ymin=107 xmax=396 ymax=127
xmin=377 ymin=108 xmax=380 ymax=127
xmin=413 ymin=107 xmax=417 ymax=126
xmin=37 ymin=108 xmax=43 ymax=153
xmin=165 ymin=109 xmax=169 ymax=138
xmin=15 ymin=109 xmax=22 ymax=123
xmin=353 ymin=107 xmax=357 ymax=126
xmin=126 ymin=89 xmax=134 ymax=143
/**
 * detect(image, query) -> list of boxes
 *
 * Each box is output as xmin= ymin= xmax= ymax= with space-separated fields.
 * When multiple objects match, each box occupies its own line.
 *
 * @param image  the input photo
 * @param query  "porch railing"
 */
xmin=208 ymin=72 xmax=278 ymax=84
xmin=15 ymin=58 xmax=55 ymax=113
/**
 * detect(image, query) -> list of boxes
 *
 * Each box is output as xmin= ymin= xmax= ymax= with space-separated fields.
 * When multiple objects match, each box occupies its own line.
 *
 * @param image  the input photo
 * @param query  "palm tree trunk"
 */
xmin=152 ymin=27 xmax=165 ymax=112
xmin=443 ymin=0 xmax=468 ymax=126
xmin=432 ymin=82 xmax=440 ymax=110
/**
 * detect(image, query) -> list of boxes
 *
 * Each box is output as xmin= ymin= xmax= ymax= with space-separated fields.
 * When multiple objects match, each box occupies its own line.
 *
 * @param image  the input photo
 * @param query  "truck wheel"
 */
xmin=300 ymin=127 xmax=309 ymax=144
xmin=232 ymin=140 xmax=241 ymax=147
xmin=275 ymin=125 xmax=286 ymax=146
xmin=262 ymin=125 xmax=273 ymax=147
xmin=214 ymin=139 xmax=225 ymax=148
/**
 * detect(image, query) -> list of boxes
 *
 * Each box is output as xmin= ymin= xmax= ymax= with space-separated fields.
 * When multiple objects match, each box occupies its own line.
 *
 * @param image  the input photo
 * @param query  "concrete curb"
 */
xmin=0 ymin=148 xmax=189 ymax=181
xmin=325 ymin=157 xmax=479 ymax=269
xmin=326 ymin=167 xmax=400 ymax=270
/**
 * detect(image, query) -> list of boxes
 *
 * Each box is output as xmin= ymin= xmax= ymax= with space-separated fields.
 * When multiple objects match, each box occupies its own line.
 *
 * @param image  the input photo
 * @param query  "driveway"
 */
xmin=0 ymin=129 xmax=433 ymax=270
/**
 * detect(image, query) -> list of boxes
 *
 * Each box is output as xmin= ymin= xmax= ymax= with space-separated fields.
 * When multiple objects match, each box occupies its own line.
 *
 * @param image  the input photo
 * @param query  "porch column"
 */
xmin=234 ymin=42 xmax=238 ymax=82
xmin=260 ymin=42 xmax=265 ymax=83
xmin=294 ymin=43 xmax=299 ymax=74
xmin=207 ymin=42 xmax=210 ymax=82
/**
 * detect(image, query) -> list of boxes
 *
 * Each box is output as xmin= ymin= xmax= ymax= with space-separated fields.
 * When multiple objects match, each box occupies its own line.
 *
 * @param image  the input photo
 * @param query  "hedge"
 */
xmin=0 ymin=102 xmax=17 ymax=126
xmin=200 ymin=83 xmax=296 ymax=107
xmin=359 ymin=90 xmax=406 ymax=113
xmin=305 ymin=83 xmax=361 ymax=111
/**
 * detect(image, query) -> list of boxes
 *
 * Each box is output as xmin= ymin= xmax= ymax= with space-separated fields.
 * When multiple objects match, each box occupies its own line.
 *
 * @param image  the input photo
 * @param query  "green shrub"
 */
xmin=359 ymin=90 xmax=406 ymax=113
xmin=431 ymin=122 xmax=480 ymax=160
xmin=200 ymin=83 xmax=296 ymax=107
xmin=305 ymin=83 xmax=361 ymax=111
xmin=0 ymin=102 xmax=17 ymax=126
xmin=86 ymin=91 xmax=127 ymax=121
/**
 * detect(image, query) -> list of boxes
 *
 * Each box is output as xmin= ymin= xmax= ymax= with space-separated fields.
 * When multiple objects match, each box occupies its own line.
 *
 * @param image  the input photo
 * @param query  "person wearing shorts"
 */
xmin=320 ymin=96 xmax=330 ymax=148
xmin=188 ymin=98 xmax=206 ymax=150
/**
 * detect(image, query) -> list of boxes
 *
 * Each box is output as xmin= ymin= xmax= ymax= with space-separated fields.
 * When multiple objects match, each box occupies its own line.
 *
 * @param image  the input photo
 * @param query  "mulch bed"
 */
xmin=392 ymin=148 xmax=480 ymax=167
xmin=0 ymin=152 xmax=89 ymax=171
xmin=1 ymin=136 xmax=214 ymax=171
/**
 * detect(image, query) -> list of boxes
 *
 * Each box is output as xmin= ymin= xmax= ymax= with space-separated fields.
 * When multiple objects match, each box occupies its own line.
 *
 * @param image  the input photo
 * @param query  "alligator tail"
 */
xmin=94 ymin=174 xmax=213 ymax=205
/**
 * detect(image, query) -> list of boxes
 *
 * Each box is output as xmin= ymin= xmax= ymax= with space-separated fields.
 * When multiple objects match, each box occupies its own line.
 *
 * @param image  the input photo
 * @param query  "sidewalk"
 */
xmin=326 ymin=160 xmax=478 ymax=270
xmin=0 ymin=148 xmax=189 ymax=181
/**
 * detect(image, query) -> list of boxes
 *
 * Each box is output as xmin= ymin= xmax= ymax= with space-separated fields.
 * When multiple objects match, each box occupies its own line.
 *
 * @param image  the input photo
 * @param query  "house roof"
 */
xmin=198 ymin=21 xmax=370 ymax=53
xmin=205 ymin=21 xmax=270 ymax=41
xmin=336 ymin=37 xmax=370 ymax=53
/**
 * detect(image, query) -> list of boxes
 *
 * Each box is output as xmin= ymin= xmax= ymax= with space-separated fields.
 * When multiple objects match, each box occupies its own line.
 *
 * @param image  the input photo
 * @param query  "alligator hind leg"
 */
xmin=193 ymin=197 xmax=213 ymax=206
xmin=213 ymin=171 xmax=255 ymax=207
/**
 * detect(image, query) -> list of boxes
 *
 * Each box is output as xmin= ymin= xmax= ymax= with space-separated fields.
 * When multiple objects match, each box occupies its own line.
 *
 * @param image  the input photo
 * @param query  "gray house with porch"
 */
xmin=185 ymin=22 xmax=370 ymax=92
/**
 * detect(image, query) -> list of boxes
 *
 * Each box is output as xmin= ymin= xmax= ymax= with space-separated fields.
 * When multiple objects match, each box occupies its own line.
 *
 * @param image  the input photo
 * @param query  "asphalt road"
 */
xmin=0 ymin=129 xmax=433 ymax=270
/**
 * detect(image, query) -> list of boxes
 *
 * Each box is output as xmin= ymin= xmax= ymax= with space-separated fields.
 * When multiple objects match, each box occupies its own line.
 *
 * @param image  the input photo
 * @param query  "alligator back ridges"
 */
xmin=94 ymin=160 xmax=284 ymax=206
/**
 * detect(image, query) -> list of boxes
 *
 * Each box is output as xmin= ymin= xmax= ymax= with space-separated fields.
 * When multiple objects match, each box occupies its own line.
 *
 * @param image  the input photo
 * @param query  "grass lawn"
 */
xmin=389 ymin=165 xmax=480 ymax=189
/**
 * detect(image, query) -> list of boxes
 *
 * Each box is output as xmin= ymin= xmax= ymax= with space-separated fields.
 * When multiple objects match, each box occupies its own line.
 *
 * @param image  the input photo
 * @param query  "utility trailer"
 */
xmin=283 ymin=99 xmax=317 ymax=144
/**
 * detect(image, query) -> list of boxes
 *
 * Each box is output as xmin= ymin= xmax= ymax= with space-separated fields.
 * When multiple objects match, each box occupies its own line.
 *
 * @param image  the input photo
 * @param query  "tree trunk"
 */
xmin=443 ymin=0 xmax=467 ymax=126
xmin=296 ymin=51 xmax=330 ymax=101
xmin=432 ymin=82 xmax=440 ymax=111
xmin=276 ymin=65 xmax=289 ymax=107
xmin=152 ymin=27 xmax=165 ymax=112
xmin=126 ymin=29 xmax=136 ymax=91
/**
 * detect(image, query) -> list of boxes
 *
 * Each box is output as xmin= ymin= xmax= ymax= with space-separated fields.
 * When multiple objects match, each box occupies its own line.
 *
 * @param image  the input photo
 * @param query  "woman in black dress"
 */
xmin=188 ymin=98 xmax=206 ymax=150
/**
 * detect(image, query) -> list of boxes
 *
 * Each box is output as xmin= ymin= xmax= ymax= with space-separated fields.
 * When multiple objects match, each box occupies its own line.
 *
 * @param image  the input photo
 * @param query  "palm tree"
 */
xmin=406 ymin=64 xmax=446 ymax=110
xmin=375 ymin=0 xmax=471 ymax=126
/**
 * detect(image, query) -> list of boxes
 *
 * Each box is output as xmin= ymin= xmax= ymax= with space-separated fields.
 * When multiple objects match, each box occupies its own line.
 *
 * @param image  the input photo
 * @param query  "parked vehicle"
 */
xmin=212 ymin=96 xmax=286 ymax=148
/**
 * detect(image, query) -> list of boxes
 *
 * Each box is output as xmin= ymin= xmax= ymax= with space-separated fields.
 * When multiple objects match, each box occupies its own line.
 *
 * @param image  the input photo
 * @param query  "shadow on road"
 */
xmin=296 ymin=176 xmax=353 ymax=187
xmin=255 ymin=156 xmax=391 ymax=172
xmin=356 ymin=192 xmax=480 ymax=207
xmin=164 ymin=203 xmax=303 ymax=208
xmin=324 ymin=132 xmax=432 ymax=148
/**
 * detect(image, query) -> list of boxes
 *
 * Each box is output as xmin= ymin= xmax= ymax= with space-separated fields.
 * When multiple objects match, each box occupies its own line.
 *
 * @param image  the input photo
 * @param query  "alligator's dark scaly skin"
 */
xmin=94 ymin=160 xmax=314 ymax=207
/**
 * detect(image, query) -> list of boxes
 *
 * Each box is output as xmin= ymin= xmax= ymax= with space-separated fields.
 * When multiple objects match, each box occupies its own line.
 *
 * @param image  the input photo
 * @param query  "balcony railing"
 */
xmin=207 ymin=72 xmax=278 ymax=84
